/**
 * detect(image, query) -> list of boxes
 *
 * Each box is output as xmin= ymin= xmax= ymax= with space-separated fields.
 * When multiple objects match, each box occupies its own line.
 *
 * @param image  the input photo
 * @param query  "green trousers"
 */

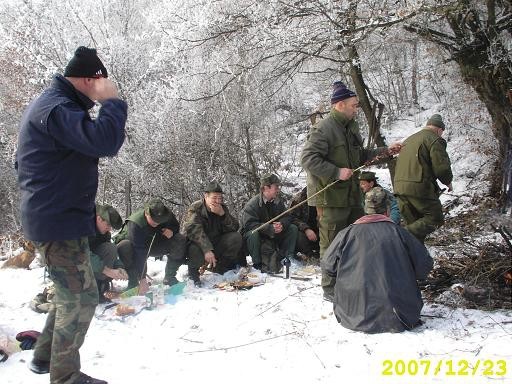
xmin=319 ymin=206 xmax=364 ymax=294
xmin=245 ymin=224 xmax=298 ymax=272
xmin=396 ymin=195 xmax=444 ymax=243
xmin=33 ymin=237 xmax=98 ymax=384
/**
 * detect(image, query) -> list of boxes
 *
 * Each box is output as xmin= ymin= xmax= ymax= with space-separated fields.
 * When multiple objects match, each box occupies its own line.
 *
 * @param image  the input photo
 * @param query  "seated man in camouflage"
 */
xmin=115 ymin=199 xmax=186 ymax=290
xmin=184 ymin=181 xmax=244 ymax=286
xmin=289 ymin=186 xmax=319 ymax=260
xmin=359 ymin=171 xmax=400 ymax=224
xmin=241 ymin=174 xmax=298 ymax=273
xmin=89 ymin=204 xmax=128 ymax=301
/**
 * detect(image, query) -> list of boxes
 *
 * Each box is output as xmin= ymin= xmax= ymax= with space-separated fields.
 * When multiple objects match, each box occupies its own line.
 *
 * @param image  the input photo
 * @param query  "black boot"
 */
xmin=29 ymin=358 xmax=50 ymax=374
xmin=97 ymin=280 xmax=112 ymax=304
xmin=187 ymin=265 xmax=202 ymax=287
xmin=73 ymin=372 xmax=108 ymax=384
xmin=164 ymin=260 xmax=181 ymax=287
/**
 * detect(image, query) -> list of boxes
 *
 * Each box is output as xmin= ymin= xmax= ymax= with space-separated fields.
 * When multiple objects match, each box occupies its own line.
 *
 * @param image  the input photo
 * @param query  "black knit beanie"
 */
xmin=64 ymin=46 xmax=108 ymax=78
xmin=330 ymin=81 xmax=357 ymax=104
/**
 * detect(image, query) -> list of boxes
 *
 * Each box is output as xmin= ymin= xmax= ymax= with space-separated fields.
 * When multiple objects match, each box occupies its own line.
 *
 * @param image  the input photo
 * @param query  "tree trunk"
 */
xmin=242 ymin=123 xmax=260 ymax=195
xmin=348 ymin=45 xmax=386 ymax=149
xmin=411 ymin=39 xmax=419 ymax=107
xmin=456 ymin=58 xmax=511 ymax=200
xmin=124 ymin=179 xmax=132 ymax=218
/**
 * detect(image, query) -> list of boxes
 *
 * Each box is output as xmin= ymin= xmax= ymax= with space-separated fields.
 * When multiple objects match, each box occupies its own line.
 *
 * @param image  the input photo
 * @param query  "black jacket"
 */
xmin=322 ymin=215 xmax=433 ymax=333
xmin=240 ymin=193 xmax=291 ymax=238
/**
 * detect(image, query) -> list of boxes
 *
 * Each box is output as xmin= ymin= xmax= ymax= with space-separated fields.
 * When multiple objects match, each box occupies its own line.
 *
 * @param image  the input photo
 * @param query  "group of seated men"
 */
xmin=91 ymin=171 xmax=399 ymax=294
xmin=91 ymin=174 xmax=314 ymax=296
xmin=90 ymin=171 xmax=431 ymax=333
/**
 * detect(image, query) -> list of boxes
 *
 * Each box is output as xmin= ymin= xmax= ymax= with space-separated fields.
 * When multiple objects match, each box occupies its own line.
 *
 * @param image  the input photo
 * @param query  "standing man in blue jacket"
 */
xmin=16 ymin=46 xmax=127 ymax=384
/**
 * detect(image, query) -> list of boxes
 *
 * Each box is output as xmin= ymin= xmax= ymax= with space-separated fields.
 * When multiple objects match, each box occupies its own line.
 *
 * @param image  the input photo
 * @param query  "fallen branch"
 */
xmin=251 ymin=285 xmax=316 ymax=320
xmin=184 ymin=331 xmax=297 ymax=354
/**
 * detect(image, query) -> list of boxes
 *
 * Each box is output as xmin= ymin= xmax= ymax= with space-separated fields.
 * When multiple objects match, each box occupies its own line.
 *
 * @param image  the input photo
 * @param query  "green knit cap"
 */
xmin=426 ymin=114 xmax=445 ymax=130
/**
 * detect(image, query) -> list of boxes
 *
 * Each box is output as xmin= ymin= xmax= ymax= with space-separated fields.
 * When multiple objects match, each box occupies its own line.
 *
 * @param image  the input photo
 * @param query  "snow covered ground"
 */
xmin=1 ymin=256 xmax=511 ymax=384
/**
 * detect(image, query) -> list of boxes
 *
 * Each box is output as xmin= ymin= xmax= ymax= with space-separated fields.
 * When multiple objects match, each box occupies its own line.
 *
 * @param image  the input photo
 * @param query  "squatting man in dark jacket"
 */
xmin=184 ymin=181 xmax=244 ymax=286
xmin=289 ymin=186 xmax=319 ymax=259
xmin=89 ymin=204 xmax=128 ymax=301
xmin=322 ymin=186 xmax=433 ymax=333
xmin=16 ymin=46 xmax=127 ymax=384
xmin=241 ymin=174 xmax=298 ymax=273
xmin=115 ymin=199 xmax=187 ymax=292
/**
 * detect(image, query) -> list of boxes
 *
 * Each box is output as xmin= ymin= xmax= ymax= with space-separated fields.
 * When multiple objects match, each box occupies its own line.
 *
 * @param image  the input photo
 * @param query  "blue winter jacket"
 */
xmin=16 ymin=74 xmax=127 ymax=241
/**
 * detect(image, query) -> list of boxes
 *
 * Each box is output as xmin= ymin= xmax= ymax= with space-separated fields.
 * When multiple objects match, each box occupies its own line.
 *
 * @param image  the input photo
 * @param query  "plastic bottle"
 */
xmin=155 ymin=284 xmax=165 ymax=306
xmin=283 ymin=256 xmax=291 ymax=279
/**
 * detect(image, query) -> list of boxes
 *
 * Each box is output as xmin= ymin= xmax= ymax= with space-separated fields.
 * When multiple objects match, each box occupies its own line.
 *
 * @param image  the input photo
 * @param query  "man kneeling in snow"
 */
xmin=321 ymin=187 xmax=433 ymax=333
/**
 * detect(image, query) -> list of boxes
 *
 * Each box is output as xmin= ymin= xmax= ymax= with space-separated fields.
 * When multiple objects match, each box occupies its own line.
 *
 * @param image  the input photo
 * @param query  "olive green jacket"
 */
xmin=183 ymin=199 xmax=239 ymax=254
xmin=394 ymin=128 xmax=453 ymax=199
xmin=301 ymin=109 xmax=377 ymax=207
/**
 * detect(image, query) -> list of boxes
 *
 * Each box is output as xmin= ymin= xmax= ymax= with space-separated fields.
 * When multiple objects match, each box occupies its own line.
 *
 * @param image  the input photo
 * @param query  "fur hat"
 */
xmin=64 ymin=46 xmax=108 ymax=78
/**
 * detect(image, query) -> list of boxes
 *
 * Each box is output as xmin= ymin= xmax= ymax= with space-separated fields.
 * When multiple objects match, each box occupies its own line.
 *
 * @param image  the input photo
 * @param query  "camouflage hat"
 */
xmin=260 ymin=173 xmax=281 ymax=187
xmin=144 ymin=199 xmax=170 ymax=224
xmin=359 ymin=171 xmax=377 ymax=182
xmin=96 ymin=204 xmax=123 ymax=230
xmin=204 ymin=181 xmax=224 ymax=194
xmin=364 ymin=186 xmax=388 ymax=215
xmin=426 ymin=114 xmax=445 ymax=130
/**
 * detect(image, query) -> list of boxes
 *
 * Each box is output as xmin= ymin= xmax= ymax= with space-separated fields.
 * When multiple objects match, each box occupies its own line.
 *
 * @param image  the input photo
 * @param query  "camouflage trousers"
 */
xmin=318 ymin=206 xmax=363 ymax=295
xmin=33 ymin=237 xmax=99 ymax=384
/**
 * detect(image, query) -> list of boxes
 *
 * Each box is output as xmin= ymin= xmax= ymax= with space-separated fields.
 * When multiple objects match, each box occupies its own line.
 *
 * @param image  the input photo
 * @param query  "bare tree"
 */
xmin=405 ymin=0 xmax=512 ymax=203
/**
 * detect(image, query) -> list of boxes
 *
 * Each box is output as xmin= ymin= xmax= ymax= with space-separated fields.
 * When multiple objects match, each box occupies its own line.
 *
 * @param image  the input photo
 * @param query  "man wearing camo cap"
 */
xmin=322 ymin=185 xmax=432 ymax=333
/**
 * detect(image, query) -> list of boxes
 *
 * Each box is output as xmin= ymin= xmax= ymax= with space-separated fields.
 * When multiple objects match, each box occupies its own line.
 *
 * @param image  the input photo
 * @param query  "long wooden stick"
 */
xmin=251 ymin=163 xmax=368 ymax=234
xmin=137 ymin=232 xmax=156 ymax=294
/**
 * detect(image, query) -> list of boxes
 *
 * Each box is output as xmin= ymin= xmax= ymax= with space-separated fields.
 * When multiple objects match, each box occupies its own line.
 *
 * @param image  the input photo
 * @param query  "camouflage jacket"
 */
xmin=301 ymin=108 xmax=380 ymax=208
xmin=289 ymin=188 xmax=318 ymax=232
xmin=183 ymin=199 xmax=239 ymax=254
xmin=240 ymin=193 xmax=292 ymax=238
xmin=394 ymin=128 xmax=453 ymax=199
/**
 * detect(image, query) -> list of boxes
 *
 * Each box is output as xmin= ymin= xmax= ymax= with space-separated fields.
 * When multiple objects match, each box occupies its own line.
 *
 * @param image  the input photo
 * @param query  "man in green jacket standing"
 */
xmin=184 ymin=181 xmax=244 ymax=286
xmin=301 ymin=81 xmax=399 ymax=301
xmin=394 ymin=114 xmax=453 ymax=242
